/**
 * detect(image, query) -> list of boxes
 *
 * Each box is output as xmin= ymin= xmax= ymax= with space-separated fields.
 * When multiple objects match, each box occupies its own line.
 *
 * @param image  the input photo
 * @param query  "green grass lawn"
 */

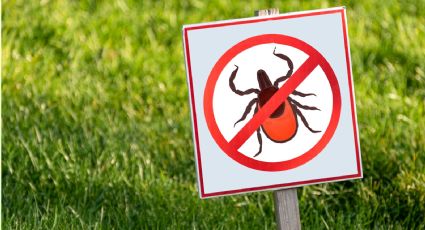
xmin=2 ymin=0 xmax=425 ymax=229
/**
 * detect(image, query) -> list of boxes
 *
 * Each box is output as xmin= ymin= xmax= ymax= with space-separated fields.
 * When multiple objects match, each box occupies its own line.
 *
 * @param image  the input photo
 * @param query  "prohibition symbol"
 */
xmin=204 ymin=34 xmax=342 ymax=171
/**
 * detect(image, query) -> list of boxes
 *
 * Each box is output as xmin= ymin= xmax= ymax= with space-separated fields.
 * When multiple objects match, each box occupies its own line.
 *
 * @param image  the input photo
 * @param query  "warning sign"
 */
xmin=183 ymin=7 xmax=362 ymax=198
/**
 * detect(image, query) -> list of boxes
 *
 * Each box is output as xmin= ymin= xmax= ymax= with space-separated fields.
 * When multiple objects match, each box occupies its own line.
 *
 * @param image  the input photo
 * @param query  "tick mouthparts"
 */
xmin=257 ymin=69 xmax=272 ymax=90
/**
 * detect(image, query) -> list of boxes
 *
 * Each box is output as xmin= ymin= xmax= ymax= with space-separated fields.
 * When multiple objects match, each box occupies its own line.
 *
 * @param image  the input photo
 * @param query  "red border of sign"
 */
xmin=203 ymin=34 xmax=341 ymax=171
xmin=183 ymin=7 xmax=362 ymax=198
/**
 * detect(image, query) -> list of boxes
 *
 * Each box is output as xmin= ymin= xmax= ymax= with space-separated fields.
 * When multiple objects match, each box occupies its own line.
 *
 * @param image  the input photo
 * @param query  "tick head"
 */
xmin=257 ymin=69 xmax=272 ymax=90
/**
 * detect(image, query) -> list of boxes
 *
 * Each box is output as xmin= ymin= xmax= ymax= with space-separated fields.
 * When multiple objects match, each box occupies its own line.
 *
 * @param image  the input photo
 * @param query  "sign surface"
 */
xmin=183 ymin=7 xmax=362 ymax=198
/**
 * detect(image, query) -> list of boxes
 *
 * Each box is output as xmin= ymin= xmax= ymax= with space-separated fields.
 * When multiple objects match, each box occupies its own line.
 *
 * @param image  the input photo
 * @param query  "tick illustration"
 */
xmin=230 ymin=48 xmax=321 ymax=157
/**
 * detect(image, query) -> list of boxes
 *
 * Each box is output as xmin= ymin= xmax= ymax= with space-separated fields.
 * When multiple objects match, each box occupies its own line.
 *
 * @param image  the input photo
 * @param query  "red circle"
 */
xmin=204 ymin=34 xmax=341 ymax=171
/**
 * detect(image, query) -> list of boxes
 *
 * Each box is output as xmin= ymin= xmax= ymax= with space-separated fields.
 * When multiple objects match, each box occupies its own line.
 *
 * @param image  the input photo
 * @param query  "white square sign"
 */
xmin=182 ymin=7 xmax=362 ymax=198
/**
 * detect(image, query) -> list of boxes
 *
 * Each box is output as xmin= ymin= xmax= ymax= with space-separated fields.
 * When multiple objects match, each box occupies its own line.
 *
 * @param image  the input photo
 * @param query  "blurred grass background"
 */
xmin=2 ymin=0 xmax=425 ymax=229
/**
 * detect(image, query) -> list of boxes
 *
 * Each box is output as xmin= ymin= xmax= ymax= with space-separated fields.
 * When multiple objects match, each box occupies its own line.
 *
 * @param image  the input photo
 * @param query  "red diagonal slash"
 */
xmin=229 ymin=55 xmax=319 ymax=149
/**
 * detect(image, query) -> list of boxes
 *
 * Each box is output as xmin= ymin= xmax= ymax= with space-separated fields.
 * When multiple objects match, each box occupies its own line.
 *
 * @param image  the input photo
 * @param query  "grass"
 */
xmin=2 ymin=0 xmax=425 ymax=229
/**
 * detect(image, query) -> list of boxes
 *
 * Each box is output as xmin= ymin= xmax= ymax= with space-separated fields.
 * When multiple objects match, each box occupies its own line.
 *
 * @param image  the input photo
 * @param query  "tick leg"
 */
xmin=292 ymin=90 xmax=316 ymax=97
xmin=291 ymin=102 xmax=321 ymax=133
xmin=229 ymin=65 xmax=260 ymax=95
xmin=234 ymin=98 xmax=258 ymax=127
xmin=253 ymin=127 xmax=263 ymax=157
xmin=272 ymin=47 xmax=294 ymax=88
xmin=253 ymin=107 xmax=263 ymax=157
xmin=288 ymin=97 xmax=320 ymax=111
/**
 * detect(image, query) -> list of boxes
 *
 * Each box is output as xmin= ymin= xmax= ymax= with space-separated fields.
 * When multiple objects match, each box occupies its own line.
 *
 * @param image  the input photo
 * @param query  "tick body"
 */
xmin=230 ymin=48 xmax=320 ymax=157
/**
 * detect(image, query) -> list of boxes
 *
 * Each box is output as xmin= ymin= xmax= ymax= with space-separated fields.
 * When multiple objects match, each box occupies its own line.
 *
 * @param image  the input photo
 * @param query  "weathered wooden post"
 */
xmin=273 ymin=188 xmax=301 ymax=230
xmin=255 ymin=8 xmax=302 ymax=230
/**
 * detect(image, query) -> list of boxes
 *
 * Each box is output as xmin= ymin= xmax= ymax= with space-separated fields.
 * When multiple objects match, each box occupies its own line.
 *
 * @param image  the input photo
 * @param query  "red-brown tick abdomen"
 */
xmin=259 ymin=99 xmax=298 ymax=142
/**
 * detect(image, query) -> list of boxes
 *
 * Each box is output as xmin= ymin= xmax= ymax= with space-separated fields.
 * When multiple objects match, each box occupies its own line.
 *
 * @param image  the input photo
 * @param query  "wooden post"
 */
xmin=274 ymin=189 xmax=301 ymax=230
xmin=254 ymin=8 xmax=302 ymax=230
xmin=254 ymin=8 xmax=280 ymax=16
